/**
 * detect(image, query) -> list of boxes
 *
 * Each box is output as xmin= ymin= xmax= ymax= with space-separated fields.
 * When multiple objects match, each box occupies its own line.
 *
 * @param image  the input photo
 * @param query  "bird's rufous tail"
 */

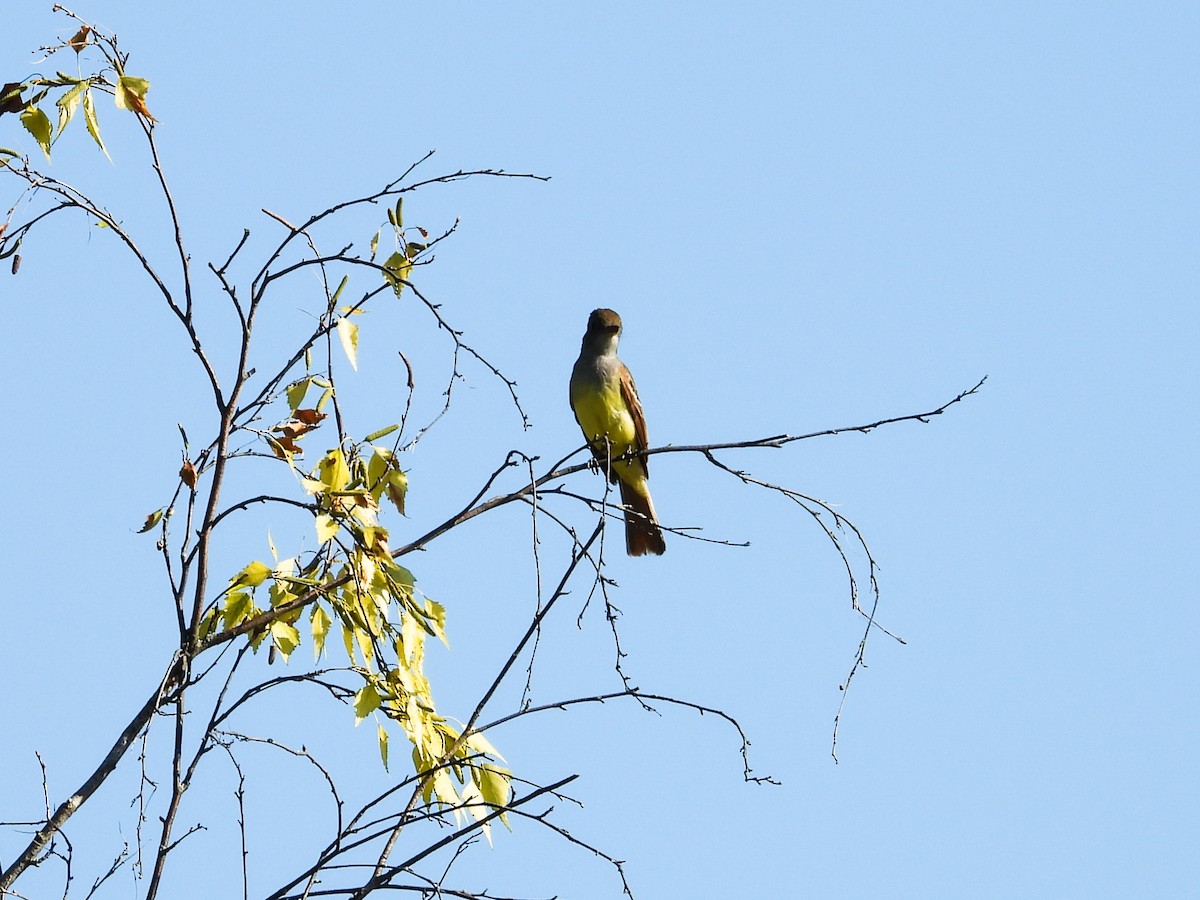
xmin=619 ymin=479 xmax=666 ymax=556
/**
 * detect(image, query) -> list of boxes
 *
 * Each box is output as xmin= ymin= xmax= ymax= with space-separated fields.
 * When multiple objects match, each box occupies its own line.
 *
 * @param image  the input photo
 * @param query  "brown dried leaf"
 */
xmin=269 ymin=434 xmax=303 ymax=458
xmin=127 ymin=92 xmax=154 ymax=120
xmin=274 ymin=419 xmax=320 ymax=440
xmin=295 ymin=408 xmax=326 ymax=426
xmin=0 ymin=83 xmax=23 ymax=116
xmin=179 ymin=459 xmax=197 ymax=489
xmin=68 ymin=26 xmax=92 ymax=53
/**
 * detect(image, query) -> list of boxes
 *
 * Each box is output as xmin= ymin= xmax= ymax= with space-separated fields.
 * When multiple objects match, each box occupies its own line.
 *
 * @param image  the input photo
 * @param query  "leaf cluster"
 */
xmin=1 ymin=16 xmax=153 ymax=166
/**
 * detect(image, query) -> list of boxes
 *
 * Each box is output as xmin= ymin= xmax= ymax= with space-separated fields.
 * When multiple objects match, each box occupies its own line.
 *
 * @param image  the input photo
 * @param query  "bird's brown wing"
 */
xmin=619 ymin=362 xmax=650 ymax=478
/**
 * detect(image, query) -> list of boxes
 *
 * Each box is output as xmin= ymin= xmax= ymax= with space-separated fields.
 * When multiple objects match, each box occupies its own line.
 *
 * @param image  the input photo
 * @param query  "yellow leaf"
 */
xmin=367 ymin=446 xmax=390 ymax=493
xmin=336 ymin=317 xmax=359 ymax=371
xmin=465 ymin=730 xmax=505 ymax=763
xmin=317 ymin=448 xmax=351 ymax=492
xmin=424 ymin=598 xmax=448 ymax=647
xmin=354 ymin=621 xmax=375 ymax=664
xmin=315 ymin=513 xmax=338 ymax=543
xmin=362 ymin=525 xmax=390 ymax=557
xmin=477 ymin=764 xmax=511 ymax=833
xmin=19 ymin=106 xmax=52 ymax=161
xmin=431 ymin=767 xmax=460 ymax=808
xmin=55 ymin=80 xmax=86 ymax=137
xmin=222 ymin=591 xmax=253 ymax=630
xmin=268 ymin=579 xmax=297 ymax=608
xmin=353 ymin=683 xmax=381 ymax=725
xmin=460 ymin=780 xmax=488 ymax=831
xmin=311 ymin=604 xmax=331 ymax=660
xmin=270 ymin=620 xmax=300 ymax=661
xmin=387 ymin=470 xmax=408 ymax=516
xmin=299 ymin=476 xmax=323 ymax=496
xmin=377 ymin=723 xmax=390 ymax=770
xmin=231 ymin=560 xmax=272 ymax=588
xmin=382 ymin=251 xmax=411 ymax=297
xmin=81 ymin=89 xmax=110 ymax=160
xmin=137 ymin=507 xmax=165 ymax=533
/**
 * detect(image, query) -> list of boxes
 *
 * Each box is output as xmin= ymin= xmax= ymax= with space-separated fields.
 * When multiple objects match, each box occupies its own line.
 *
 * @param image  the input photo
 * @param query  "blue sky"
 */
xmin=2 ymin=3 xmax=1197 ymax=898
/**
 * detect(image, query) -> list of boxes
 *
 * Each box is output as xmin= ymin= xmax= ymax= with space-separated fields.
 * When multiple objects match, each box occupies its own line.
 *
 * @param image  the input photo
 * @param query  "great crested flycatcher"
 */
xmin=569 ymin=308 xmax=666 ymax=556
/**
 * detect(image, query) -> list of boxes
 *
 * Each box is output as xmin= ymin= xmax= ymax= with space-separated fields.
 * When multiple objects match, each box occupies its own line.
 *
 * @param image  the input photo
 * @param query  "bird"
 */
xmin=569 ymin=308 xmax=666 ymax=556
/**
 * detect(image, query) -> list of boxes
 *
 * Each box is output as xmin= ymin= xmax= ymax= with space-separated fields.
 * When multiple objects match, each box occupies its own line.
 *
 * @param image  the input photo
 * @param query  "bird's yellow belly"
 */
xmin=572 ymin=381 xmax=637 ymax=458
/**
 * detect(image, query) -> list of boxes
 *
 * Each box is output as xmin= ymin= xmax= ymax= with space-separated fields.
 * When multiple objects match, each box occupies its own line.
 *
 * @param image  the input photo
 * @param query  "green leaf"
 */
xmin=330 ymin=274 xmax=349 ymax=306
xmin=19 ymin=107 xmax=52 ymax=161
xmin=364 ymin=424 xmax=399 ymax=443
xmin=311 ymin=604 xmax=332 ymax=660
xmin=197 ymin=608 xmax=220 ymax=642
xmin=336 ymin=317 xmax=359 ymax=371
xmin=353 ymin=683 xmax=381 ymax=725
xmin=377 ymin=723 xmax=390 ymax=770
xmin=286 ymin=377 xmax=310 ymax=411
xmin=394 ymin=197 xmax=403 ymax=231
xmin=137 ymin=507 xmax=165 ymax=533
